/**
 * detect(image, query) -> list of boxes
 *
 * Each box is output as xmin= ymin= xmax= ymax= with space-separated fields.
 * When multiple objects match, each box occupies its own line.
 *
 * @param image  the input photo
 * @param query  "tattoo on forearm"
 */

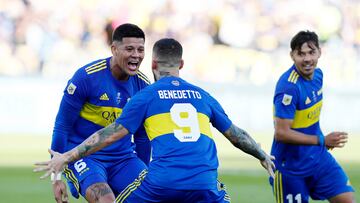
xmin=224 ymin=124 xmax=266 ymax=160
xmin=72 ymin=122 xmax=123 ymax=161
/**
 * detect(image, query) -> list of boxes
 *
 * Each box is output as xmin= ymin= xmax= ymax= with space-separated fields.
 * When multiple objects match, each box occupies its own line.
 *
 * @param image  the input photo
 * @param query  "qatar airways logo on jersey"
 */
xmin=158 ymin=90 xmax=202 ymax=99
xmin=101 ymin=111 xmax=121 ymax=123
xmin=307 ymin=106 xmax=322 ymax=120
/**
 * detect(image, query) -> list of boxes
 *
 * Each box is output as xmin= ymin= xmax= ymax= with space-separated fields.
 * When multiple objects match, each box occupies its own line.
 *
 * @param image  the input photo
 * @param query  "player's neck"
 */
xmin=110 ymin=58 xmax=130 ymax=81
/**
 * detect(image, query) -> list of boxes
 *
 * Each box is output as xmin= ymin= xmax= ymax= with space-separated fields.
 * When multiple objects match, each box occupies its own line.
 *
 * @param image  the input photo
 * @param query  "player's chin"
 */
xmin=126 ymin=68 xmax=139 ymax=76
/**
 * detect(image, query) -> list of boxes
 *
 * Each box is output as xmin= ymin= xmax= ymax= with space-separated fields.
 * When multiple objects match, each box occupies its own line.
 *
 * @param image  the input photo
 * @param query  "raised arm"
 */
xmin=34 ymin=122 xmax=129 ymax=181
xmin=223 ymin=124 xmax=275 ymax=178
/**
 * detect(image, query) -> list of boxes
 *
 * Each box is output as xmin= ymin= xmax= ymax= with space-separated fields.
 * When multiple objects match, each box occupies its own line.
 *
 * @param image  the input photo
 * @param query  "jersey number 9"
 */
xmin=170 ymin=103 xmax=201 ymax=142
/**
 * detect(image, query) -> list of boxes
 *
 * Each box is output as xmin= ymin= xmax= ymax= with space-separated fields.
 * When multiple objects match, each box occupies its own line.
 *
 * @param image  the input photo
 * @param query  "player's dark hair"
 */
xmin=112 ymin=23 xmax=145 ymax=43
xmin=290 ymin=30 xmax=319 ymax=51
xmin=152 ymin=38 xmax=183 ymax=67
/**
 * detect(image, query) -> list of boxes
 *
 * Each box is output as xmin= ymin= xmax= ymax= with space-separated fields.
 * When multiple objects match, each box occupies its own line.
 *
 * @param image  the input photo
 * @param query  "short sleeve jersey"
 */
xmin=116 ymin=76 xmax=232 ymax=190
xmin=63 ymin=57 xmax=150 ymax=161
xmin=271 ymin=65 xmax=327 ymax=176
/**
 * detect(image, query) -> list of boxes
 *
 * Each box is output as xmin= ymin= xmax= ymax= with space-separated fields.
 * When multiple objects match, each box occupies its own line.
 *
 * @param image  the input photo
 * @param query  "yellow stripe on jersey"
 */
xmin=85 ymin=60 xmax=107 ymax=75
xmin=80 ymin=102 xmax=122 ymax=127
xmin=136 ymin=70 xmax=151 ymax=84
xmin=287 ymin=70 xmax=299 ymax=84
xmin=291 ymin=100 xmax=322 ymax=129
xmin=287 ymin=70 xmax=295 ymax=82
xmin=274 ymin=170 xmax=283 ymax=203
xmin=85 ymin=60 xmax=106 ymax=72
xmin=86 ymin=65 xmax=107 ymax=74
xmin=64 ymin=166 xmax=80 ymax=192
xmin=116 ymin=169 xmax=148 ymax=203
xmin=143 ymin=112 xmax=213 ymax=141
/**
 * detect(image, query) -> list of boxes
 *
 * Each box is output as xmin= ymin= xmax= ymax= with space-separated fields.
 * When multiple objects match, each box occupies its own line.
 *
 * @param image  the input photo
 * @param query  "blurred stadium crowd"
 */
xmin=1 ymin=0 xmax=360 ymax=86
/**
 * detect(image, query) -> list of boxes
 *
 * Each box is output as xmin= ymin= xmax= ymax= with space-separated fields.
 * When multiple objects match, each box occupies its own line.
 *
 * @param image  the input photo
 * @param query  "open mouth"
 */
xmin=128 ymin=62 xmax=139 ymax=71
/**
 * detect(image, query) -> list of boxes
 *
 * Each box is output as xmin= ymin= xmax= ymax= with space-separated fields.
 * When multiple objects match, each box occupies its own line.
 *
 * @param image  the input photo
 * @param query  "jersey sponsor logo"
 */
xmin=305 ymin=97 xmax=311 ymax=105
xmin=292 ymin=100 xmax=322 ymax=129
xmin=80 ymin=103 xmax=122 ymax=126
xmin=282 ymin=94 xmax=292 ymax=105
xmin=99 ymin=93 xmax=109 ymax=101
xmin=67 ymin=83 xmax=77 ymax=95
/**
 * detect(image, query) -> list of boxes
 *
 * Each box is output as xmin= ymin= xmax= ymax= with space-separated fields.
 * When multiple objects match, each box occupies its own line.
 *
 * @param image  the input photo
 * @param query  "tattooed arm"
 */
xmin=223 ymin=124 xmax=275 ymax=178
xmin=34 ymin=122 xmax=129 ymax=180
xmin=65 ymin=122 xmax=128 ymax=163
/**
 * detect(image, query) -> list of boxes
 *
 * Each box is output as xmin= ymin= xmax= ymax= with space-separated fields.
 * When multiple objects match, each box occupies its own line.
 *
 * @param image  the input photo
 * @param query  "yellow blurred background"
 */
xmin=1 ymin=0 xmax=360 ymax=169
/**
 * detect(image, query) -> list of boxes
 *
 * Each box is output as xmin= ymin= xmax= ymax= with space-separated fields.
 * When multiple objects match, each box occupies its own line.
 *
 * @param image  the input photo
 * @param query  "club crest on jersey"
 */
xmin=171 ymin=80 xmax=180 ymax=86
xmin=282 ymin=94 xmax=292 ymax=105
xmin=67 ymin=83 xmax=77 ymax=95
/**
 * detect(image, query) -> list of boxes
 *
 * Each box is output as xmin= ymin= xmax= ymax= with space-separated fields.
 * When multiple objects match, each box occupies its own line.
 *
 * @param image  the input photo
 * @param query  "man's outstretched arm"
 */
xmin=223 ymin=124 xmax=275 ymax=178
xmin=34 ymin=122 xmax=129 ymax=181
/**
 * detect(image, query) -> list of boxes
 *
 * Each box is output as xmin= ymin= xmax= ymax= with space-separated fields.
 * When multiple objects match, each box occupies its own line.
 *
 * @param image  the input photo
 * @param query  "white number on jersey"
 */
xmin=286 ymin=193 xmax=302 ymax=203
xmin=74 ymin=159 xmax=87 ymax=173
xmin=170 ymin=103 xmax=201 ymax=142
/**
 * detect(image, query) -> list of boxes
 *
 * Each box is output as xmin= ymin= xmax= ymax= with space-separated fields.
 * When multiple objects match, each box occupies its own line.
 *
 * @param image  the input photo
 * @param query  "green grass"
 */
xmin=1 ymin=134 xmax=359 ymax=202
xmin=0 ymin=165 xmax=358 ymax=203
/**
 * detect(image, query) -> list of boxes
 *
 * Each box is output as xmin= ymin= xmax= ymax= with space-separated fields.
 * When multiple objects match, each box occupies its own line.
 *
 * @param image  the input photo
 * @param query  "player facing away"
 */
xmin=270 ymin=30 xmax=355 ymax=203
xmin=35 ymin=38 xmax=275 ymax=202
xmin=49 ymin=23 xmax=151 ymax=203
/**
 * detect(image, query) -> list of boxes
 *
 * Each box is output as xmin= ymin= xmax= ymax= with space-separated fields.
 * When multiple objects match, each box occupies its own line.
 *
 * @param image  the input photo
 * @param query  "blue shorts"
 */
xmin=269 ymin=158 xmax=354 ymax=203
xmin=115 ymin=170 xmax=230 ymax=203
xmin=63 ymin=156 xmax=147 ymax=198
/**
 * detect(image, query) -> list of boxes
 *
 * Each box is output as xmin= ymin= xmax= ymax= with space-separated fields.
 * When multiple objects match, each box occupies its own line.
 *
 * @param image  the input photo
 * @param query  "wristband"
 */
xmin=51 ymin=172 xmax=62 ymax=181
xmin=318 ymin=135 xmax=325 ymax=146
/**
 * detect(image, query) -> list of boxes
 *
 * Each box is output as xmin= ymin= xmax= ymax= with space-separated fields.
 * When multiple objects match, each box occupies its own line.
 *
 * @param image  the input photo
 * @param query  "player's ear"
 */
xmin=111 ymin=43 xmax=117 ymax=56
xmin=152 ymin=60 xmax=157 ymax=70
xmin=179 ymin=59 xmax=184 ymax=70
xmin=289 ymin=51 xmax=294 ymax=61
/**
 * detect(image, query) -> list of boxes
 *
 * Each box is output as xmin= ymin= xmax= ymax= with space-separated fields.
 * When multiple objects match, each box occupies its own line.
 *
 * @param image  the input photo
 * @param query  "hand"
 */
xmin=52 ymin=180 xmax=69 ymax=203
xmin=325 ymin=131 xmax=348 ymax=149
xmin=260 ymin=154 xmax=276 ymax=179
xmin=33 ymin=149 xmax=68 ymax=184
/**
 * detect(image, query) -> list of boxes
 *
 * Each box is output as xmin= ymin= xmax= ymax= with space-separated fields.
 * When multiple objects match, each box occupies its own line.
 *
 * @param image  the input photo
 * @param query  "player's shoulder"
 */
xmin=315 ymin=67 xmax=323 ymax=77
xmin=133 ymin=70 xmax=151 ymax=85
xmin=276 ymin=65 xmax=300 ymax=90
xmin=72 ymin=57 xmax=109 ymax=80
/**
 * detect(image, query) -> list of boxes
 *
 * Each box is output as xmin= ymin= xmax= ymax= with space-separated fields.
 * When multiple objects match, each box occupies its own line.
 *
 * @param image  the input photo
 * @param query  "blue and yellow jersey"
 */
xmin=116 ymin=76 xmax=232 ymax=190
xmin=271 ymin=65 xmax=327 ymax=176
xmin=52 ymin=57 xmax=150 ymax=162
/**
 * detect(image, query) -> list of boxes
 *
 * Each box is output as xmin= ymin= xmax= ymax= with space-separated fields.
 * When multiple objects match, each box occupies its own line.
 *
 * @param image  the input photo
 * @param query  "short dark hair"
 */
xmin=290 ymin=30 xmax=319 ymax=51
xmin=152 ymin=38 xmax=183 ymax=67
xmin=112 ymin=23 xmax=145 ymax=42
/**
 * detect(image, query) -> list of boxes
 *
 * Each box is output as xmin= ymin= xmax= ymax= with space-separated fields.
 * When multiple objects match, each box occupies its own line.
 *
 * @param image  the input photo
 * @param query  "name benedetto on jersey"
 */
xmin=271 ymin=65 xmax=327 ymax=176
xmin=116 ymin=76 xmax=232 ymax=190
xmin=63 ymin=57 xmax=150 ymax=161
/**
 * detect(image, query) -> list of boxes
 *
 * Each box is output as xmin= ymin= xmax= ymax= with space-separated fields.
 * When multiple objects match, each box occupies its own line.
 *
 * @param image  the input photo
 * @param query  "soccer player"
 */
xmin=270 ymin=30 xmax=355 ymax=203
xmin=35 ymin=38 xmax=275 ymax=202
xmin=49 ymin=23 xmax=151 ymax=203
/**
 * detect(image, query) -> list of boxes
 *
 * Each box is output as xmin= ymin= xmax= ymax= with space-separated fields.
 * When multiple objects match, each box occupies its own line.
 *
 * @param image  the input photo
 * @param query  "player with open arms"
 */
xmin=270 ymin=30 xmax=355 ymax=203
xmin=36 ymin=38 xmax=275 ymax=202
xmin=49 ymin=23 xmax=151 ymax=203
